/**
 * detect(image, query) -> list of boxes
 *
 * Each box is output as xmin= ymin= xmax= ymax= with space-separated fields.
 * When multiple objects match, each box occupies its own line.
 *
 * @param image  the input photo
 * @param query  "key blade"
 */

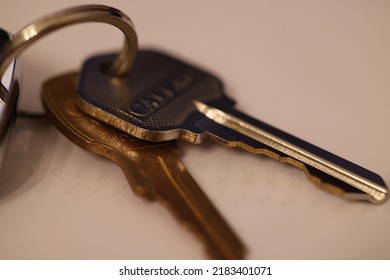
xmin=140 ymin=146 xmax=245 ymax=259
xmin=42 ymin=72 xmax=246 ymax=259
xmin=194 ymin=101 xmax=388 ymax=204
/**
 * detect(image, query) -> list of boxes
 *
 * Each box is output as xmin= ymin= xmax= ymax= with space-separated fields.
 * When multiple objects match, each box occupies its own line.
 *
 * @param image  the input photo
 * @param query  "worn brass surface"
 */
xmin=41 ymin=72 xmax=245 ymax=260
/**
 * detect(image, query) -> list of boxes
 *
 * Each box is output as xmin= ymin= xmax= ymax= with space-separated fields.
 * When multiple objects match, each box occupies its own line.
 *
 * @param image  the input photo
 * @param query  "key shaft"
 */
xmin=194 ymin=101 xmax=387 ymax=203
xmin=42 ymin=72 xmax=245 ymax=259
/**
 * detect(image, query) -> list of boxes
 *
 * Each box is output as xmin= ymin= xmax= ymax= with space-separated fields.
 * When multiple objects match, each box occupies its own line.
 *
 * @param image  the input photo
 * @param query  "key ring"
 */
xmin=0 ymin=5 xmax=138 ymax=168
xmin=0 ymin=4 xmax=138 ymax=110
xmin=0 ymin=4 xmax=138 ymax=80
xmin=0 ymin=5 xmax=138 ymax=78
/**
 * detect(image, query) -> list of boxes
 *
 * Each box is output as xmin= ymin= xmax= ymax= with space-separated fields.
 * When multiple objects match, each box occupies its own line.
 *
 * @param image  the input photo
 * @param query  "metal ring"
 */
xmin=0 ymin=4 xmax=138 ymax=79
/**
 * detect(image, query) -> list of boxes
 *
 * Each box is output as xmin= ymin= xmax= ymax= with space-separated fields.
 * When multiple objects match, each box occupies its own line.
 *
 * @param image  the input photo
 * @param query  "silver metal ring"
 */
xmin=0 ymin=4 xmax=138 ymax=78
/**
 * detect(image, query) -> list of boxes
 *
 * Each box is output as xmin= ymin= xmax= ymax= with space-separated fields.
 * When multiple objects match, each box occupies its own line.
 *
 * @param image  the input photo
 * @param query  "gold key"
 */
xmin=41 ymin=72 xmax=245 ymax=260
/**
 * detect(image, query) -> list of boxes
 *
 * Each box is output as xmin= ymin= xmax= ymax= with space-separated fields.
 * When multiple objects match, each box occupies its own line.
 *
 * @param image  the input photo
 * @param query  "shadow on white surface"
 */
xmin=0 ymin=118 xmax=61 ymax=203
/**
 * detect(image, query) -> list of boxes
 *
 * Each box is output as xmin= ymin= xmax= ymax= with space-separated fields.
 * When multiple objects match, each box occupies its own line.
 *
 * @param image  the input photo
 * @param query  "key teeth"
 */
xmin=277 ymin=153 xmax=387 ymax=204
xmin=130 ymin=183 xmax=157 ymax=201
xmin=283 ymin=156 xmax=387 ymax=204
xmin=209 ymin=134 xmax=387 ymax=204
xmin=121 ymin=170 xmax=160 ymax=202
xmin=303 ymin=164 xmax=388 ymax=204
xmin=274 ymin=154 xmax=350 ymax=201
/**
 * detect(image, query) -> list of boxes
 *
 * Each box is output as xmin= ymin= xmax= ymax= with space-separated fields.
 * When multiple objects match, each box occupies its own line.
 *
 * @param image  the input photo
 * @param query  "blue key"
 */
xmin=77 ymin=50 xmax=387 ymax=204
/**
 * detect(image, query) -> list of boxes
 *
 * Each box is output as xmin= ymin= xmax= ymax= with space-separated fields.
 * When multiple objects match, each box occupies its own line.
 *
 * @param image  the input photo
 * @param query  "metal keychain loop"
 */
xmin=0 ymin=4 xmax=138 ymax=79
xmin=0 ymin=5 xmax=138 ymax=165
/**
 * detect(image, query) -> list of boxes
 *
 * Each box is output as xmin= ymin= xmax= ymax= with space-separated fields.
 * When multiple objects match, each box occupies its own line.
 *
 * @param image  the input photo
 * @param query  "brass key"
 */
xmin=77 ymin=50 xmax=387 ymax=203
xmin=41 ymin=72 xmax=245 ymax=259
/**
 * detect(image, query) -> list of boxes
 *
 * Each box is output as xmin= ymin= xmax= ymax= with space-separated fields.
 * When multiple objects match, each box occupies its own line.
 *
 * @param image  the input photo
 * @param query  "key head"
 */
xmin=42 ymin=72 xmax=181 ymax=199
xmin=77 ymin=50 xmax=234 ymax=143
xmin=43 ymin=72 xmax=174 ymax=153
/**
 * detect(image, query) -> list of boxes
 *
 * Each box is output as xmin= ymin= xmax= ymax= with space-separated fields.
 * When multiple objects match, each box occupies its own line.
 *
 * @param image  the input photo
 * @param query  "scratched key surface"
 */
xmin=41 ymin=72 xmax=246 ymax=259
xmin=77 ymin=50 xmax=388 ymax=204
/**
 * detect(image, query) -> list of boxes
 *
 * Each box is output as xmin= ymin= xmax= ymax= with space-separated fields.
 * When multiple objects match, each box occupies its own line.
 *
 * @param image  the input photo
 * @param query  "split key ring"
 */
xmin=0 ymin=5 xmax=138 ymax=166
xmin=0 ymin=4 xmax=138 ymax=78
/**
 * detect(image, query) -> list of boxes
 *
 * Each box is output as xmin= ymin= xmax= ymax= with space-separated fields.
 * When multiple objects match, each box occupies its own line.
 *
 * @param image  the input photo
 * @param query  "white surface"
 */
xmin=0 ymin=0 xmax=389 ymax=259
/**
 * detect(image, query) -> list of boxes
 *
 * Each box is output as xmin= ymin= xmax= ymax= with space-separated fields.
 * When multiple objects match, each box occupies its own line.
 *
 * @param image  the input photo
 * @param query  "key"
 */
xmin=76 ymin=50 xmax=388 ymax=204
xmin=41 ymin=72 xmax=245 ymax=259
